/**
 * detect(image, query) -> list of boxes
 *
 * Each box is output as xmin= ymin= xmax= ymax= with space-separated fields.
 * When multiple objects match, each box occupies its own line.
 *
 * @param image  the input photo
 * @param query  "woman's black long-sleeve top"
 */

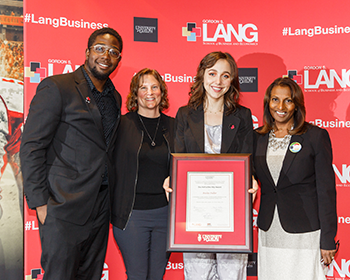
xmin=111 ymin=111 xmax=175 ymax=230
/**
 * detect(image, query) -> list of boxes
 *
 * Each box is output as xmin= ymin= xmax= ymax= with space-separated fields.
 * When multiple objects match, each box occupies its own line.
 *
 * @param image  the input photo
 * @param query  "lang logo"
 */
xmin=25 ymin=268 xmax=43 ymax=279
xmin=252 ymin=115 xmax=259 ymax=130
xmin=25 ymin=60 xmax=80 ymax=82
xmin=101 ymin=263 xmax=109 ymax=280
xmin=333 ymin=164 xmax=350 ymax=186
xmin=327 ymin=259 xmax=350 ymax=278
xmin=24 ymin=62 xmax=46 ymax=83
xmin=253 ymin=208 xmax=258 ymax=228
xmin=282 ymin=66 xmax=350 ymax=92
xmin=182 ymin=20 xmax=258 ymax=45
xmin=283 ymin=70 xmax=302 ymax=84
xmin=203 ymin=22 xmax=258 ymax=44
xmin=304 ymin=67 xmax=350 ymax=90
xmin=182 ymin=22 xmax=201 ymax=42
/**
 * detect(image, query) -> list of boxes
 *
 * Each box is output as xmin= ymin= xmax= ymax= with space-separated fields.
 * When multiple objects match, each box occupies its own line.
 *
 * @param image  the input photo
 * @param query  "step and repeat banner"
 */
xmin=23 ymin=0 xmax=350 ymax=279
xmin=0 ymin=3 xmax=24 ymax=280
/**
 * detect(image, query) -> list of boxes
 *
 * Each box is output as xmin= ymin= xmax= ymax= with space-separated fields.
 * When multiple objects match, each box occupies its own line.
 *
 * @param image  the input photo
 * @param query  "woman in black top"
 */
xmin=164 ymin=51 xmax=253 ymax=279
xmin=111 ymin=68 xmax=174 ymax=280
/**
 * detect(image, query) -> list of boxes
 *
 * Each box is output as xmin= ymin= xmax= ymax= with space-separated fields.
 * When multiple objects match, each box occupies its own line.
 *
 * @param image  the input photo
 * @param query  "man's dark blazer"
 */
xmin=253 ymin=124 xmax=337 ymax=249
xmin=175 ymin=104 xmax=253 ymax=154
xmin=20 ymin=66 xmax=121 ymax=225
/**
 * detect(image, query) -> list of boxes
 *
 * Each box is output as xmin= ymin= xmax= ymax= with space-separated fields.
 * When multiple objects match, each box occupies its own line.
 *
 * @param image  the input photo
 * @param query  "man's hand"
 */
xmin=36 ymin=204 xmax=48 ymax=225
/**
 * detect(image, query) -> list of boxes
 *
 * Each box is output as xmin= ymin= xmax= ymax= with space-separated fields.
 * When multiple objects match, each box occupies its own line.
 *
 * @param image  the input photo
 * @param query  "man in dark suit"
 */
xmin=20 ymin=27 xmax=123 ymax=280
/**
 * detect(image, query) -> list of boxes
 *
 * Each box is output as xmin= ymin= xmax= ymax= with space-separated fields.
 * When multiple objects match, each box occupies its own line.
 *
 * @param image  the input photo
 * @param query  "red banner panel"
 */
xmin=23 ymin=0 xmax=350 ymax=279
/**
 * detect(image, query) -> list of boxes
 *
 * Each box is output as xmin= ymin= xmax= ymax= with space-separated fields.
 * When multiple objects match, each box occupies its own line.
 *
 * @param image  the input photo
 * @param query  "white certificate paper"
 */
xmin=186 ymin=172 xmax=234 ymax=232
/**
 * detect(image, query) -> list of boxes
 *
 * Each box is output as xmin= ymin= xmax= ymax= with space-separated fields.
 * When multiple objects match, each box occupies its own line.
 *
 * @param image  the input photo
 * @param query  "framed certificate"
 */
xmin=167 ymin=153 xmax=252 ymax=253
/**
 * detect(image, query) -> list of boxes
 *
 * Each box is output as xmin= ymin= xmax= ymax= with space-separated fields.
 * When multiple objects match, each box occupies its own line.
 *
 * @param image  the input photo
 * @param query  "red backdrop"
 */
xmin=23 ymin=0 xmax=350 ymax=279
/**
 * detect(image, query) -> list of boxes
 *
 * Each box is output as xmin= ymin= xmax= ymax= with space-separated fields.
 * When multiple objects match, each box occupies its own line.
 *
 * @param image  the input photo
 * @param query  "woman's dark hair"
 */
xmin=126 ymin=68 xmax=169 ymax=112
xmin=258 ymin=77 xmax=307 ymax=135
xmin=188 ymin=51 xmax=240 ymax=115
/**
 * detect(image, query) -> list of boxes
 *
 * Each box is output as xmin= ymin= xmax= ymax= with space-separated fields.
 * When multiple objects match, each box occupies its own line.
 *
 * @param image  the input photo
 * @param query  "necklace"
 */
xmin=204 ymin=101 xmax=224 ymax=114
xmin=138 ymin=114 xmax=160 ymax=147
xmin=268 ymin=129 xmax=292 ymax=151
xmin=204 ymin=107 xmax=223 ymax=114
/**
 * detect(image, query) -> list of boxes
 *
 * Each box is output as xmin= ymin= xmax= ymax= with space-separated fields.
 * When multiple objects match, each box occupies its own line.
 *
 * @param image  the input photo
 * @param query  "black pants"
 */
xmin=113 ymin=205 xmax=170 ymax=280
xmin=38 ymin=188 xmax=109 ymax=280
